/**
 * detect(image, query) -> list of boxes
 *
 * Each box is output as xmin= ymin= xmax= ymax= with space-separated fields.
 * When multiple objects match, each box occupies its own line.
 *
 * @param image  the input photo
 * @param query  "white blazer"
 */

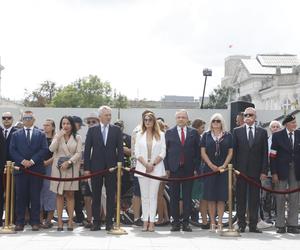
xmin=134 ymin=131 xmax=166 ymax=177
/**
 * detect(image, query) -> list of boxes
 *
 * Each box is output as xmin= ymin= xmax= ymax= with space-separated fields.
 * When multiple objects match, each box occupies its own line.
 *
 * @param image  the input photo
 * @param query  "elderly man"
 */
xmin=270 ymin=114 xmax=300 ymax=234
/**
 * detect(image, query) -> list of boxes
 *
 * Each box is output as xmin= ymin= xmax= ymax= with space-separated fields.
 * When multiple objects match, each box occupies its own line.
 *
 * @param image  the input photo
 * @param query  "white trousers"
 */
xmin=138 ymin=177 xmax=160 ymax=222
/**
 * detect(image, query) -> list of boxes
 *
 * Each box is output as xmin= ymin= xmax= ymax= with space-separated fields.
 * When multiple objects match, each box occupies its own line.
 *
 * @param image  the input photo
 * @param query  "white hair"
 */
xmin=209 ymin=113 xmax=226 ymax=132
xmin=98 ymin=105 xmax=112 ymax=117
xmin=175 ymin=109 xmax=189 ymax=119
xmin=269 ymin=120 xmax=282 ymax=129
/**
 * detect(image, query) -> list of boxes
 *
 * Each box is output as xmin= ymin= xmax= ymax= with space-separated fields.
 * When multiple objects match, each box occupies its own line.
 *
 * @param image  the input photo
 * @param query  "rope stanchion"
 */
xmin=235 ymin=170 xmax=300 ymax=194
xmin=14 ymin=166 xmax=114 ymax=182
xmin=220 ymin=164 xmax=240 ymax=237
xmin=0 ymin=161 xmax=17 ymax=234
xmin=9 ymin=162 xmax=15 ymax=229
xmin=108 ymin=162 xmax=127 ymax=235
xmin=123 ymin=167 xmax=222 ymax=182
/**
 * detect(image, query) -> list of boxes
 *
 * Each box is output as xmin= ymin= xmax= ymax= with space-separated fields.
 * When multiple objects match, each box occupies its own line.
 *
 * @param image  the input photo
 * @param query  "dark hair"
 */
xmin=59 ymin=116 xmax=77 ymax=140
xmin=191 ymin=119 xmax=206 ymax=129
xmin=157 ymin=117 xmax=165 ymax=123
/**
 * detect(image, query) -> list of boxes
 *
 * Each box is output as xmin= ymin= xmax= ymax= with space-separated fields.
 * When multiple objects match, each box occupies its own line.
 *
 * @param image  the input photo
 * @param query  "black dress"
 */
xmin=200 ymin=131 xmax=233 ymax=201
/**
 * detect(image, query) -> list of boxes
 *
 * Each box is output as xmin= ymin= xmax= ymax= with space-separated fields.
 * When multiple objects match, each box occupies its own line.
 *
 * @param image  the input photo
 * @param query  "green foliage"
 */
xmin=24 ymin=81 xmax=57 ymax=107
xmin=206 ymin=85 xmax=235 ymax=109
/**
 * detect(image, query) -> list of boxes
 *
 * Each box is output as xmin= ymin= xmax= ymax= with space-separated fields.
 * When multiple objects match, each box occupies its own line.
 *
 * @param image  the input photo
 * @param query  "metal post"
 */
xmin=0 ymin=161 xmax=17 ymax=234
xmin=200 ymin=75 xmax=208 ymax=109
xmin=108 ymin=162 xmax=127 ymax=235
xmin=220 ymin=164 xmax=240 ymax=237
xmin=9 ymin=162 xmax=15 ymax=229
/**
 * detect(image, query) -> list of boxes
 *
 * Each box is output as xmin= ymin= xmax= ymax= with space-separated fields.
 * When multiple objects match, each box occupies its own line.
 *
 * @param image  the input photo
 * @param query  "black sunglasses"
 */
xmin=212 ymin=119 xmax=221 ymax=123
xmin=2 ymin=117 xmax=12 ymax=120
xmin=144 ymin=118 xmax=153 ymax=123
xmin=87 ymin=120 xmax=97 ymax=125
xmin=244 ymin=113 xmax=254 ymax=118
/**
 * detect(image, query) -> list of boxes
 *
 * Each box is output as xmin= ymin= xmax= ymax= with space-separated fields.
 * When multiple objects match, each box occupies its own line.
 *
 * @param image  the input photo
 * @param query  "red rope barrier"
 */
xmin=236 ymin=170 xmax=300 ymax=194
xmin=15 ymin=166 xmax=114 ymax=182
xmin=128 ymin=168 xmax=221 ymax=182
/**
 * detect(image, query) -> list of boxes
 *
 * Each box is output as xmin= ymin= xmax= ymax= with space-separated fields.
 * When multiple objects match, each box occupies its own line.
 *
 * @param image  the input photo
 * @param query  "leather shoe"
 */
xmin=182 ymin=225 xmax=192 ymax=232
xmin=90 ymin=224 xmax=101 ymax=231
xmin=14 ymin=224 xmax=24 ymax=231
xmin=276 ymin=227 xmax=286 ymax=234
xmin=32 ymin=224 xmax=40 ymax=231
xmin=287 ymin=227 xmax=300 ymax=234
xmin=105 ymin=224 xmax=113 ymax=231
xmin=238 ymin=226 xmax=245 ymax=233
xmin=170 ymin=225 xmax=181 ymax=232
xmin=249 ymin=227 xmax=262 ymax=233
xmin=201 ymin=223 xmax=210 ymax=230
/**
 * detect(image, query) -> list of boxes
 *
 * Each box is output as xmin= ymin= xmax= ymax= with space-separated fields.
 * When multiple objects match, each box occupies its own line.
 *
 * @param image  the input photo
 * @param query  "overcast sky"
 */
xmin=0 ymin=0 xmax=299 ymax=101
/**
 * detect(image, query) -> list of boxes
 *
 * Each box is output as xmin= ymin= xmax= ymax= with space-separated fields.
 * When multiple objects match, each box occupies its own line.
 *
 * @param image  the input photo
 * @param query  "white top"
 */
xmin=134 ymin=131 xmax=166 ymax=177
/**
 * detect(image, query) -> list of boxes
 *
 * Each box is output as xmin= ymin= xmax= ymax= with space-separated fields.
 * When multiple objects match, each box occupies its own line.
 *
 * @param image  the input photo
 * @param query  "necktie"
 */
xmin=26 ymin=128 xmax=31 ymax=144
xmin=248 ymin=127 xmax=254 ymax=147
xmin=102 ymin=125 xmax=107 ymax=145
xmin=180 ymin=127 xmax=185 ymax=166
xmin=289 ymin=132 xmax=294 ymax=150
xmin=4 ymin=129 xmax=8 ymax=139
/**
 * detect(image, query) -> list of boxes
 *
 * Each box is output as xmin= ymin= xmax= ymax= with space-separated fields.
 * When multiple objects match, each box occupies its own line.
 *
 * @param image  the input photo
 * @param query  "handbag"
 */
xmin=57 ymin=156 xmax=73 ymax=169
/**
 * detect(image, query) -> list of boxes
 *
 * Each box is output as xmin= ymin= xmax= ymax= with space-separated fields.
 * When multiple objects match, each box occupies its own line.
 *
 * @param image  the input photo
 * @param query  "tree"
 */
xmin=206 ymin=85 xmax=235 ymax=109
xmin=24 ymin=81 xmax=57 ymax=107
xmin=51 ymin=85 xmax=81 ymax=107
xmin=112 ymin=89 xmax=128 ymax=109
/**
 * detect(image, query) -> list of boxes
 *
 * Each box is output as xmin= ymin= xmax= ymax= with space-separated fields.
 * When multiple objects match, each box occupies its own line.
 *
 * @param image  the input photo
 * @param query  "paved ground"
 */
xmin=0 ymin=225 xmax=299 ymax=250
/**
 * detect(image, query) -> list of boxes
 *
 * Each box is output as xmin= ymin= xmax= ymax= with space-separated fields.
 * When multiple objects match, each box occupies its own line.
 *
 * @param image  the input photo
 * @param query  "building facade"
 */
xmin=222 ymin=54 xmax=300 ymax=110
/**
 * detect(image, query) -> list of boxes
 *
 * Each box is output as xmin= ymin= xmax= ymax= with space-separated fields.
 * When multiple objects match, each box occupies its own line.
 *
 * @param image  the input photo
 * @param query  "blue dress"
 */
xmin=200 ymin=131 xmax=233 ymax=201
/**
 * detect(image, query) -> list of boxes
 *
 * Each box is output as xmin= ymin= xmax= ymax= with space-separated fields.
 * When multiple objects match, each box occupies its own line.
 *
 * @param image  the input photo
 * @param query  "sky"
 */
xmin=0 ymin=0 xmax=300 ymax=101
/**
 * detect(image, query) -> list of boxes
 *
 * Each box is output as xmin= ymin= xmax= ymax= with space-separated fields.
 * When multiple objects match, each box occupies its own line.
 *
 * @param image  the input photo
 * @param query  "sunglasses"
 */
xmin=244 ymin=113 xmax=254 ymax=118
xmin=212 ymin=119 xmax=221 ymax=123
xmin=22 ymin=116 xmax=33 ymax=121
xmin=87 ymin=120 xmax=97 ymax=125
xmin=2 ymin=117 xmax=12 ymax=120
xmin=144 ymin=118 xmax=153 ymax=123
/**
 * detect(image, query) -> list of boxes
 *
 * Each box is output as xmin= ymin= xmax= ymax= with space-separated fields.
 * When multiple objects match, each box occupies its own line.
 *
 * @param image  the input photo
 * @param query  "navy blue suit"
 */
xmin=84 ymin=124 xmax=124 ymax=226
xmin=165 ymin=126 xmax=200 ymax=226
xmin=9 ymin=127 xmax=48 ymax=225
xmin=270 ymin=128 xmax=300 ymax=180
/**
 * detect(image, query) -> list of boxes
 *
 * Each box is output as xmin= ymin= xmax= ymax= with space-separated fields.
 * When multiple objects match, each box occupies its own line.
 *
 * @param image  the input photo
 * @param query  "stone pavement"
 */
xmin=0 ymin=225 xmax=299 ymax=250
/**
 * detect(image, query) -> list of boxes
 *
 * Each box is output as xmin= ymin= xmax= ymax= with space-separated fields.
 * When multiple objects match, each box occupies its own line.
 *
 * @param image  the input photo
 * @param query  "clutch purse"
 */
xmin=57 ymin=156 xmax=73 ymax=169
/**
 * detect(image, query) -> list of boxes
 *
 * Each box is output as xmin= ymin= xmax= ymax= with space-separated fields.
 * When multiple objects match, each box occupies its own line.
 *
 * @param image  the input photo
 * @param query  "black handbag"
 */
xmin=57 ymin=156 xmax=73 ymax=169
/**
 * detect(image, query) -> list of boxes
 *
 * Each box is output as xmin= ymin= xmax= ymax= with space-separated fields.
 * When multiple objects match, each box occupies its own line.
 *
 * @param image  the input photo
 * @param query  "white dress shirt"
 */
xmin=177 ymin=126 xmax=187 ymax=142
xmin=23 ymin=126 xmax=34 ymax=140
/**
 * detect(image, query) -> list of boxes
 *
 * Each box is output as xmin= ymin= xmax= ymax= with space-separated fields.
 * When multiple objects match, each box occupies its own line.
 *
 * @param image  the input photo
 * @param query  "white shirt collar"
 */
xmin=24 ymin=126 xmax=34 ymax=131
xmin=286 ymin=128 xmax=294 ymax=136
xmin=177 ymin=126 xmax=187 ymax=132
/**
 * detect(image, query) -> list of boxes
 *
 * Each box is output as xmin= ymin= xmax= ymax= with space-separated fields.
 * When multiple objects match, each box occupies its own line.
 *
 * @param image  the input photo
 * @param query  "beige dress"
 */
xmin=49 ymin=134 xmax=82 ymax=195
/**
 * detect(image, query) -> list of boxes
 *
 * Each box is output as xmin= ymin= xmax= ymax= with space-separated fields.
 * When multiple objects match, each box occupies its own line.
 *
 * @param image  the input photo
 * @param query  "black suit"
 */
xmin=0 ymin=127 xmax=6 ymax=226
xmin=84 ymin=124 xmax=124 ymax=226
xmin=233 ymin=125 xmax=268 ymax=229
xmin=165 ymin=126 xmax=200 ymax=226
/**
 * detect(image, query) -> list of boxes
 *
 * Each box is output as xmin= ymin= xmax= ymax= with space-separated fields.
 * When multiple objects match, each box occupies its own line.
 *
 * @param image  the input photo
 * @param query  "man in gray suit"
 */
xmin=233 ymin=107 xmax=268 ymax=233
xmin=84 ymin=106 xmax=124 ymax=231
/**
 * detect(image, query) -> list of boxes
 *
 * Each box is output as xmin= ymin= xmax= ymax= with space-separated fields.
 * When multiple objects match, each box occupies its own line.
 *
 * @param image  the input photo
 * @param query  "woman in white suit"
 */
xmin=135 ymin=111 xmax=166 ymax=232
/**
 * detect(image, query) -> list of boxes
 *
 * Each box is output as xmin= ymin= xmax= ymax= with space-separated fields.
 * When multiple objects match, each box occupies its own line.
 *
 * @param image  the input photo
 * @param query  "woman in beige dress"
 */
xmin=49 ymin=116 xmax=82 ymax=231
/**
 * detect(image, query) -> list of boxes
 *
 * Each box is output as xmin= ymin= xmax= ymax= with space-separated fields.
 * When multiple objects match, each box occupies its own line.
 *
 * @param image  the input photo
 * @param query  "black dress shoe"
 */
xmin=170 ymin=225 xmax=181 ymax=232
xmin=201 ymin=223 xmax=210 ymax=230
xmin=14 ymin=224 xmax=24 ymax=231
xmin=182 ymin=225 xmax=192 ymax=232
xmin=105 ymin=224 xmax=113 ymax=231
xmin=90 ymin=224 xmax=101 ymax=231
xmin=238 ymin=227 xmax=245 ymax=233
xmin=249 ymin=227 xmax=262 ymax=233
xmin=276 ymin=227 xmax=286 ymax=234
xmin=287 ymin=227 xmax=300 ymax=234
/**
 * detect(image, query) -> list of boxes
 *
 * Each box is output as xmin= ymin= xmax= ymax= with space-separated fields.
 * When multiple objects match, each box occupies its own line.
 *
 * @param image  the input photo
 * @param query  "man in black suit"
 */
xmin=233 ymin=107 xmax=268 ymax=233
xmin=84 ymin=106 xmax=124 ymax=231
xmin=0 ymin=112 xmax=17 ymax=227
xmin=165 ymin=109 xmax=200 ymax=232
xmin=270 ymin=114 xmax=300 ymax=234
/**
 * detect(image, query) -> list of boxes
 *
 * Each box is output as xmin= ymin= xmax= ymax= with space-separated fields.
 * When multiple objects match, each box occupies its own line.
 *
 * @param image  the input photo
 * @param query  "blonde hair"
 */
xmin=209 ymin=113 xmax=226 ymax=132
xmin=141 ymin=112 xmax=161 ymax=140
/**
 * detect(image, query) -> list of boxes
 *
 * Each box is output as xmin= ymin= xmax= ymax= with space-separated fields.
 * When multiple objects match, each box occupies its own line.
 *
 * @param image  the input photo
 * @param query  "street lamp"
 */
xmin=200 ymin=68 xmax=212 ymax=109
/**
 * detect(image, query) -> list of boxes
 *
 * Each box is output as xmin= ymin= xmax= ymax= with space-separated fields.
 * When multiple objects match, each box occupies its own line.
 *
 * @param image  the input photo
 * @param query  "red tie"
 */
xmin=180 ymin=127 xmax=185 ymax=166
xmin=181 ymin=127 xmax=185 ymax=145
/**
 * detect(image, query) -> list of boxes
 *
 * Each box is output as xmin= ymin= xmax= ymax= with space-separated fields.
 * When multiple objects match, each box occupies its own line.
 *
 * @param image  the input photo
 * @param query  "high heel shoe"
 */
xmin=142 ymin=222 xmax=148 ymax=232
xmin=67 ymin=222 xmax=74 ymax=231
xmin=57 ymin=224 xmax=64 ymax=231
xmin=216 ymin=224 xmax=223 ymax=233
xmin=209 ymin=224 xmax=216 ymax=232
xmin=148 ymin=223 xmax=155 ymax=232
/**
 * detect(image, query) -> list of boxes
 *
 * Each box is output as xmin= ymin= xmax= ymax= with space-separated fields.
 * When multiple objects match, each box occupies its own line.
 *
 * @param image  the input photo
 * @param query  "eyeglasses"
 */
xmin=212 ymin=119 xmax=221 ymax=123
xmin=22 ymin=116 xmax=33 ymax=121
xmin=144 ymin=118 xmax=153 ymax=123
xmin=87 ymin=120 xmax=97 ymax=125
xmin=2 ymin=117 xmax=12 ymax=120
xmin=244 ymin=113 xmax=254 ymax=118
